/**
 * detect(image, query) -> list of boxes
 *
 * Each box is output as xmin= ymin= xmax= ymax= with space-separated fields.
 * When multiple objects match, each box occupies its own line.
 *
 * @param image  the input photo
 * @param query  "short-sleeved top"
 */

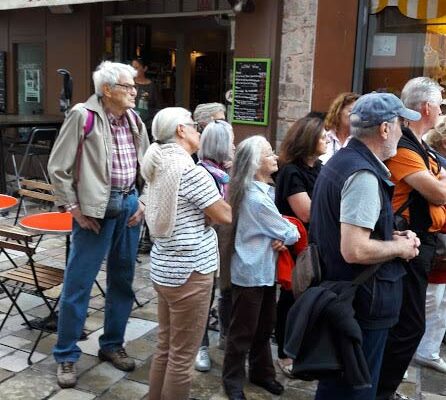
xmin=386 ymin=148 xmax=446 ymax=232
xmin=150 ymin=166 xmax=221 ymax=287
xmin=340 ymin=170 xmax=384 ymax=230
xmin=275 ymin=161 xmax=322 ymax=217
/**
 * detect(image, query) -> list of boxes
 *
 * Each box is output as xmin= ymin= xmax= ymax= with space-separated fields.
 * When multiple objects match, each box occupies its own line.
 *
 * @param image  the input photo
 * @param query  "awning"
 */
xmin=0 ymin=0 xmax=121 ymax=11
xmin=370 ymin=0 xmax=446 ymax=19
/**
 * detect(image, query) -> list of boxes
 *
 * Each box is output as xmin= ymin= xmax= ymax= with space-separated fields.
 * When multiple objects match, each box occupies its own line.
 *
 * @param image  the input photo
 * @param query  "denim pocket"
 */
xmin=104 ymin=190 xmax=124 ymax=219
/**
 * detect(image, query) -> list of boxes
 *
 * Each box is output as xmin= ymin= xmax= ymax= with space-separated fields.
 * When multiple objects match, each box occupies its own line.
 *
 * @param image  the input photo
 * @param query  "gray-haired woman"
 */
xmin=222 ymin=135 xmax=299 ymax=400
xmin=194 ymin=120 xmax=235 ymax=372
xmin=142 ymin=107 xmax=231 ymax=400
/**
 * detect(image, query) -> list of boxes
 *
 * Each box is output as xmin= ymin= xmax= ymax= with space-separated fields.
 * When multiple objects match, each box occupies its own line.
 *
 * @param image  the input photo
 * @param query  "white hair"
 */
xmin=198 ymin=120 xmax=233 ymax=164
xmin=92 ymin=61 xmax=137 ymax=97
xmin=350 ymin=115 xmax=399 ymax=138
xmin=230 ymin=136 xmax=266 ymax=214
xmin=193 ymin=102 xmax=226 ymax=129
xmin=151 ymin=107 xmax=191 ymax=143
xmin=401 ymin=77 xmax=443 ymax=111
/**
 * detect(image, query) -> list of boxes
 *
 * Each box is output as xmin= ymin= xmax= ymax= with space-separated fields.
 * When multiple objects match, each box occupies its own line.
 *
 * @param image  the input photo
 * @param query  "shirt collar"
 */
xmin=326 ymin=129 xmax=340 ymax=142
xmin=373 ymin=154 xmax=391 ymax=178
xmin=106 ymin=111 xmax=126 ymax=126
xmin=251 ymin=180 xmax=274 ymax=194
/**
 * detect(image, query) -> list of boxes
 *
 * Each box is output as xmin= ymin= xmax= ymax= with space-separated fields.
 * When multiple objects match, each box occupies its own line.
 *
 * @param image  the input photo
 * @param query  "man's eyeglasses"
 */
xmin=181 ymin=122 xmax=199 ymax=130
xmin=114 ymin=83 xmax=137 ymax=93
xmin=197 ymin=118 xmax=226 ymax=133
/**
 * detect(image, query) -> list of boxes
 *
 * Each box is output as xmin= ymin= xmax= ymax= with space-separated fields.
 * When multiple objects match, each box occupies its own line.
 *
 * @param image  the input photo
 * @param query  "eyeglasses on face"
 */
xmin=181 ymin=122 xmax=199 ymax=130
xmin=114 ymin=83 xmax=137 ymax=93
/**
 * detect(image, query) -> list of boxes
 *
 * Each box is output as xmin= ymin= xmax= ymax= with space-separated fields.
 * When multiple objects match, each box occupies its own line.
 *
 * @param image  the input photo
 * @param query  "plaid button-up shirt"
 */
xmin=106 ymin=112 xmax=137 ymax=188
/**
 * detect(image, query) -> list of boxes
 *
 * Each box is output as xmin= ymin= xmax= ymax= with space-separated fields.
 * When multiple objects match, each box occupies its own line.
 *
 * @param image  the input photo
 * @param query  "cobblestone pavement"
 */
xmin=0 ymin=207 xmax=445 ymax=399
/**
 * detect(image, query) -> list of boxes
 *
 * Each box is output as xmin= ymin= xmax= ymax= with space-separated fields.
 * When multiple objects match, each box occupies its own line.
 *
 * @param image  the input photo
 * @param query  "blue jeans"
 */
xmin=53 ymin=193 xmax=140 ymax=363
xmin=315 ymin=328 xmax=389 ymax=400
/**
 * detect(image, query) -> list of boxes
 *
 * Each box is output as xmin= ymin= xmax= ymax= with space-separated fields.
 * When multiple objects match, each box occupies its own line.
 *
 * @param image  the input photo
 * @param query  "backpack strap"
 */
xmin=83 ymin=108 xmax=95 ymax=137
xmin=76 ymin=108 xmax=95 ymax=184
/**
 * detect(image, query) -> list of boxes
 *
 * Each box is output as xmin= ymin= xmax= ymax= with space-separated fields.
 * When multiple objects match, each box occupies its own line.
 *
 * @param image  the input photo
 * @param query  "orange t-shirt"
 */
xmin=386 ymin=148 xmax=446 ymax=232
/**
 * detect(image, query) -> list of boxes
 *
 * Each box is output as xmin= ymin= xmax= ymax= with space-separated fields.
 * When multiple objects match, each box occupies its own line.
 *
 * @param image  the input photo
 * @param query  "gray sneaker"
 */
xmin=194 ymin=346 xmax=211 ymax=372
xmin=98 ymin=347 xmax=135 ymax=371
xmin=57 ymin=362 xmax=77 ymax=388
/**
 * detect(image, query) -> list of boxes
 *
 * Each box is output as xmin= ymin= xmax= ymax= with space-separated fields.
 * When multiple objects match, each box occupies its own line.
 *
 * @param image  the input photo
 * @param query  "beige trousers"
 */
xmin=148 ymin=271 xmax=214 ymax=400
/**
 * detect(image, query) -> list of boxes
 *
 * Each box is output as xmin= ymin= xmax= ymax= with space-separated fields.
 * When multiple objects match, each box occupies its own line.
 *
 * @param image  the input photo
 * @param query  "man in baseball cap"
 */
xmin=310 ymin=91 xmax=421 ymax=400
xmin=351 ymin=92 xmax=421 ymax=128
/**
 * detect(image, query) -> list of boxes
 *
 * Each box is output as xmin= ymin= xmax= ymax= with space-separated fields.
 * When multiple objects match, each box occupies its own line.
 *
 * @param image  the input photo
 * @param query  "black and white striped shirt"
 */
xmin=150 ymin=166 xmax=221 ymax=287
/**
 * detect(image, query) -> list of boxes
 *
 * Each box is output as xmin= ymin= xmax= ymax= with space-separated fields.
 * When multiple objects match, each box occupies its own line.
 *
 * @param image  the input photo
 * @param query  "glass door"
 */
xmin=16 ymin=43 xmax=44 ymax=115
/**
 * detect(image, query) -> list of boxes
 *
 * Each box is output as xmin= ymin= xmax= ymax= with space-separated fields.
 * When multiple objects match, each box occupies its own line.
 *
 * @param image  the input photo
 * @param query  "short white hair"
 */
xmin=193 ymin=102 xmax=226 ymax=128
xmin=198 ymin=120 xmax=233 ymax=163
xmin=92 ymin=61 xmax=137 ymax=97
xmin=401 ymin=77 xmax=443 ymax=111
xmin=151 ymin=107 xmax=191 ymax=143
xmin=350 ymin=114 xmax=399 ymax=138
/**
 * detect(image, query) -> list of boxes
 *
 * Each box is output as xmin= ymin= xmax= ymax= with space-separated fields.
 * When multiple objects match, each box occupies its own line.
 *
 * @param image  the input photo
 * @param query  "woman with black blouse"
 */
xmin=274 ymin=116 xmax=328 ymax=375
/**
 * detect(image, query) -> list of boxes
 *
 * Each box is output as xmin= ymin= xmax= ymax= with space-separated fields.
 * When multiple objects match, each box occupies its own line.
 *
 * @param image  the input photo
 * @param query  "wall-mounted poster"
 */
xmin=231 ymin=58 xmax=271 ymax=126
xmin=24 ymin=68 xmax=40 ymax=103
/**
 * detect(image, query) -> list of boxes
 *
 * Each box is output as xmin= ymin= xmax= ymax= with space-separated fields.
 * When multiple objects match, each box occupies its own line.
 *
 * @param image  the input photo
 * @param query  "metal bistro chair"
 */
xmin=0 ymin=225 xmax=64 ymax=364
xmin=14 ymin=179 xmax=56 ymax=225
xmin=8 ymin=126 xmax=58 ymax=191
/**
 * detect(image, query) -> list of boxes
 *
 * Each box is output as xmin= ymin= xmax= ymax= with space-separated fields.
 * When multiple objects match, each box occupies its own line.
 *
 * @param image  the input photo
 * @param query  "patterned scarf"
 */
xmin=198 ymin=159 xmax=230 ymax=200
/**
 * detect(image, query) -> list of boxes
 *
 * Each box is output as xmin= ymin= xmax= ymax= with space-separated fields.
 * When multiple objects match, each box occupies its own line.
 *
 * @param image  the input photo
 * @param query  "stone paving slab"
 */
xmin=424 ymin=394 xmax=446 ymax=400
xmin=127 ymin=358 xmax=150 ymax=385
xmin=0 ymin=348 xmax=47 ymax=372
xmin=0 ymin=368 xmax=59 ymax=399
xmin=78 ymin=318 xmax=157 ymax=357
xmin=97 ymin=378 xmax=148 ymax=399
xmin=0 ymin=334 xmax=32 ymax=348
xmin=48 ymin=388 xmax=96 ymax=400
xmin=76 ymin=362 xmax=127 ymax=394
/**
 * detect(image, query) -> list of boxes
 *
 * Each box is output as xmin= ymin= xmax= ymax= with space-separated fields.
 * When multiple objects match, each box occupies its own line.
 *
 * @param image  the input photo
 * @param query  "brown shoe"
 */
xmin=57 ymin=362 xmax=77 ymax=388
xmin=98 ymin=347 xmax=135 ymax=371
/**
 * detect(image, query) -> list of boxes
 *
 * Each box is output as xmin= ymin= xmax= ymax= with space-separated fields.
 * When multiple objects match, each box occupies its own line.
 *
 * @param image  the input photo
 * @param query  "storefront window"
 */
xmin=363 ymin=5 xmax=446 ymax=95
xmin=16 ymin=43 xmax=44 ymax=115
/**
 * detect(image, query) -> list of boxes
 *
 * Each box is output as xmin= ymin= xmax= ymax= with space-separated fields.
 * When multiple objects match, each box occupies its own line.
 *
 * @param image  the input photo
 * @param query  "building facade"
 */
xmin=0 ymin=0 xmax=444 ymax=147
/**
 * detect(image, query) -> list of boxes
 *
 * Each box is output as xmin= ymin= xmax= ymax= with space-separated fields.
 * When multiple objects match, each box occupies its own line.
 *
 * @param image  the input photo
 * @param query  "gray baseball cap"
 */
xmin=351 ymin=92 xmax=421 ymax=127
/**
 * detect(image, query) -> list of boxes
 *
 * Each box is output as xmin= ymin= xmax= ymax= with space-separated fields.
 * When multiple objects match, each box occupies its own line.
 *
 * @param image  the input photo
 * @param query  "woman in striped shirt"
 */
xmin=142 ymin=107 xmax=231 ymax=400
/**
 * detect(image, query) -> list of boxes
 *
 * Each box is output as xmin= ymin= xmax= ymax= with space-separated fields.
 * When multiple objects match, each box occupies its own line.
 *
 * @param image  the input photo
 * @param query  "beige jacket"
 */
xmin=48 ymin=94 xmax=150 ymax=219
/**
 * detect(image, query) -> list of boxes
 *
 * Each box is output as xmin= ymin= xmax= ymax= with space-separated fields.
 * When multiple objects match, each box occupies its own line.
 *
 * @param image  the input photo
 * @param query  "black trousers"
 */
xmin=222 ymin=285 xmax=276 ymax=395
xmin=200 ymin=277 xmax=217 ymax=347
xmin=376 ymin=234 xmax=437 ymax=400
xmin=275 ymin=287 xmax=295 ymax=359
xmin=218 ymin=287 xmax=232 ymax=338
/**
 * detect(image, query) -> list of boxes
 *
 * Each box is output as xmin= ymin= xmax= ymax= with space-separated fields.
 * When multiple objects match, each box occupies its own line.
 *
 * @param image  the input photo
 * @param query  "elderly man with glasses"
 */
xmin=376 ymin=77 xmax=446 ymax=400
xmin=48 ymin=61 xmax=150 ymax=389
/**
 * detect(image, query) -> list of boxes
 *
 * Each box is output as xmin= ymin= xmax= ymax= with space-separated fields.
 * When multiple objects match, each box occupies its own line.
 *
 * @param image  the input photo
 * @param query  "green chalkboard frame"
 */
xmin=231 ymin=57 xmax=271 ymax=126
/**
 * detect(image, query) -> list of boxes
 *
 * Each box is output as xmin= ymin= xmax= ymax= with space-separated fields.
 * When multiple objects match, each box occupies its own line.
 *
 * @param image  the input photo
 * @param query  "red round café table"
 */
xmin=19 ymin=211 xmax=73 ymax=266
xmin=0 ymin=194 xmax=18 ymax=212
xmin=19 ymin=211 xmax=72 ymax=235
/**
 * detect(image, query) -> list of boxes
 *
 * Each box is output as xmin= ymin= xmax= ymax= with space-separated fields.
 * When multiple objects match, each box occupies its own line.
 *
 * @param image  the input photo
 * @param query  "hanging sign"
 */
xmin=231 ymin=58 xmax=271 ymax=126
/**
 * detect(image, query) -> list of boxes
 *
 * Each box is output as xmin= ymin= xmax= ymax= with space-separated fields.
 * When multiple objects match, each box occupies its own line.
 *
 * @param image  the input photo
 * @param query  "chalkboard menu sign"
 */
xmin=231 ymin=58 xmax=271 ymax=126
xmin=0 ymin=51 xmax=5 ymax=114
